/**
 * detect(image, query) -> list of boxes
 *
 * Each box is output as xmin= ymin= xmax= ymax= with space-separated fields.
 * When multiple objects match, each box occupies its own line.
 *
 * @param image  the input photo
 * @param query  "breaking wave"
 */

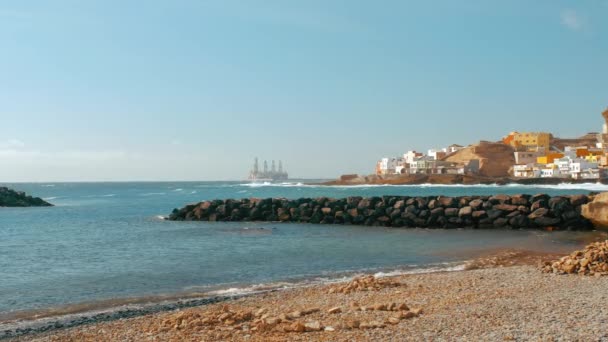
xmin=235 ymin=182 xmax=608 ymax=191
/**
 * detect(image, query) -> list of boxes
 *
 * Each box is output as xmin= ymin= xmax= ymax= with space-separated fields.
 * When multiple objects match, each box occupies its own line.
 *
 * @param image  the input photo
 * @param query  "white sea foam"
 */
xmin=233 ymin=181 xmax=607 ymax=191
xmin=141 ymin=192 xmax=167 ymax=196
xmin=373 ymin=263 xmax=466 ymax=278
xmin=172 ymin=188 xmax=183 ymax=192
xmin=43 ymin=196 xmax=60 ymax=200
xmin=191 ymin=262 xmax=469 ymax=299
xmin=239 ymin=182 xmax=305 ymax=188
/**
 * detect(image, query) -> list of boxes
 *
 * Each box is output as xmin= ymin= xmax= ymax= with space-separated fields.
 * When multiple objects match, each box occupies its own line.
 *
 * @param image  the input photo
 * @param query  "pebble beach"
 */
xmin=10 ymin=250 xmax=608 ymax=341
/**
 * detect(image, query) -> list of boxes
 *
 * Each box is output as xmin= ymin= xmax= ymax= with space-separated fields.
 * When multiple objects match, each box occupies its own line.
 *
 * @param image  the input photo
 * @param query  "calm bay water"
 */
xmin=1 ymin=181 xmax=607 ymax=317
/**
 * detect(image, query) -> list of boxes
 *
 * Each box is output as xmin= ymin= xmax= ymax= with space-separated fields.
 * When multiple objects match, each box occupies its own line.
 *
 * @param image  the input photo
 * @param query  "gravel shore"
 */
xmin=11 ymin=254 xmax=608 ymax=341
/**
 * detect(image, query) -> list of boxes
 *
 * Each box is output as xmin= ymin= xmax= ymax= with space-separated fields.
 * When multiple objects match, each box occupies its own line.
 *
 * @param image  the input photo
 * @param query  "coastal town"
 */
xmin=374 ymin=108 xmax=608 ymax=181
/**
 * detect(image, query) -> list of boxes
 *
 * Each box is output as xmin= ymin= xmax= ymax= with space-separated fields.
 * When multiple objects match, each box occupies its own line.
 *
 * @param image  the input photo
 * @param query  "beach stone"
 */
xmin=304 ymin=321 xmax=322 ymax=332
xmin=416 ymin=197 xmax=428 ymax=209
xmin=401 ymin=311 xmax=417 ymax=319
xmin=482 ymin=200 xmax=493 ymax=210
xmin=528 ymin=208 xmax=549 ymax=220
xmin=357 ymin=199 xmax=371 ymax=210
xmin=469 ymin=199 xmax=484 ymax=209
xmin=534 ymin=216 xmax=561 ymax=227
xmin=489 ymin=194 xmax=511 ymax=204
xmin=302 ymin=307 xmax=320 ymax=315
xmin=287 ymin=311 xmax=302 ymax=319
xmin=372 ymin=304 xmax=387 ymax=311
xmin=487 ymin=209 xmax=503 ymax=220
xmin=430 ymin=208 xmax=445 ymax=217
xmin=445 ymin=208 xmax=459 ymax=217
xmin=493 ymin=204 xmax=518 ymax=212
xmin=458 ymin=206 xmax=472 ymax=217
xmin=289 ymin=322 xmax=306 ymax=332
xmin=327 ymin=307 xmax=341 ymax=314
xmin=472 ymin=210 xmax=487 ymax=219
xmin=346 ymin=320 xmax=360 ymax=329
xmin=393 ymin=200 xmax=405 ymax=209
xmin=437 ymin=197 xmax=456 ymax=208
xmin=387 ymin=317 xmax=401 ymax=325
xmin=570 ymin=194 xmax=588 ymax=207
xmin=509 ymin=215 xmax=529 ymax=228
xmin=511 ymin=195 xmax=529 ymax=206
xmin=531 ymin=199 xmax=548 ymax=211
xmin=347 ymin=196 xmax=362 ymax=207
xmin=581 ymin=193 xmax=608 ymax=229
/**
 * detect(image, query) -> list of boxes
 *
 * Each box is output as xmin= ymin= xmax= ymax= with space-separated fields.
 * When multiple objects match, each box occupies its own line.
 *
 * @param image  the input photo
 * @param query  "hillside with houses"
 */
xmin=326 ymin=108 xmax=608 ymax=185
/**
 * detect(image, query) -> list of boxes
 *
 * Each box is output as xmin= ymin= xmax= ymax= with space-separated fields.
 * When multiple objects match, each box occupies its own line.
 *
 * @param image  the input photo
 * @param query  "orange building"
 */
xmin=503 ymin=132 xmax=551 ymax=151
xmin=537 ymin=153 xmax=564 ymax=165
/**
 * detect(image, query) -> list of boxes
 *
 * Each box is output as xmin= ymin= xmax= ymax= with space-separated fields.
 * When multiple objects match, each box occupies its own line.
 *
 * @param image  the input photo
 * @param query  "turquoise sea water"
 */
xmin=1 ymin=181 xmax=607 ymax=319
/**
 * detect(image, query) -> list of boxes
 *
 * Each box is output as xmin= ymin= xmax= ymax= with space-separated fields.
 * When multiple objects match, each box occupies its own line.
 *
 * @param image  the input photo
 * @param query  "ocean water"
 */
xmin=1 ymin=181 xmax=606 ymax=320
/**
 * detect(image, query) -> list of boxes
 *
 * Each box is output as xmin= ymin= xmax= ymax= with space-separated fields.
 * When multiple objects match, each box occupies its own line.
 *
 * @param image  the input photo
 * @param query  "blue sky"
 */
xmin=0 ymin=0 xmax=606 ymax=181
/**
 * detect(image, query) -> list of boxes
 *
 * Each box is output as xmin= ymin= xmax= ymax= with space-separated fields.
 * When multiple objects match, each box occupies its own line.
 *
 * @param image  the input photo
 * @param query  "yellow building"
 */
xmin=537 ymin=153 xmax=564 ymax=165
xmin=503 ymin=132 xmax=551 ymax=151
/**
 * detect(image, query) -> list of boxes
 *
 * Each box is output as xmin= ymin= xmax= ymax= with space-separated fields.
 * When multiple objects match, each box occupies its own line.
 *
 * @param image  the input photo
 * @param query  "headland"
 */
xmin=0 ymin=187 xmax=52 ymax=207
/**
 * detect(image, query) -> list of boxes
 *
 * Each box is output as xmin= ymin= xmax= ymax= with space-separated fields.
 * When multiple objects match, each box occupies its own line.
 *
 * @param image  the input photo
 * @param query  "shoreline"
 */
xmin=1 ymin=247 xmax=584 ymax=341
xmin=0 ymin=260 xmax=471 ymax=340
xmin=12 ymin=249 xmax=608 ymax=341
xmin=319 ymin=174 xmax=608 ymax=186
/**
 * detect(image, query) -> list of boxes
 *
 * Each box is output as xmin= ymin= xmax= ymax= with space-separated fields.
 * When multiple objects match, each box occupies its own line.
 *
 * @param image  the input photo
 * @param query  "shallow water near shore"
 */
xmin=1 ymin=181 xmax=605 ymax=324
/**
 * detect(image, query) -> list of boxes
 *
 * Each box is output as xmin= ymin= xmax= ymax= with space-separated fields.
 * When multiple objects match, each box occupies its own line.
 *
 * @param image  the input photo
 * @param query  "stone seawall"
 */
xmin=168 ymin=194 xmax=594 ymax=230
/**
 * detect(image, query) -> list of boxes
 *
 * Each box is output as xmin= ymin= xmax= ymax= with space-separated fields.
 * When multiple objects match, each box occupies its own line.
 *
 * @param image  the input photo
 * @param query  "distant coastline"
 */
xmin=319 ymin=174 xmax=608 ymax=186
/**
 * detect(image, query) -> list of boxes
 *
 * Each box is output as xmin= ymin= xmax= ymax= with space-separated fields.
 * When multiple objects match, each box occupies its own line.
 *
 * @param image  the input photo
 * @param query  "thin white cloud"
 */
xmin=0 ymin=139 xmax=25 ymax=149
xmin=560 ymin=9 xmax=584 ymax=31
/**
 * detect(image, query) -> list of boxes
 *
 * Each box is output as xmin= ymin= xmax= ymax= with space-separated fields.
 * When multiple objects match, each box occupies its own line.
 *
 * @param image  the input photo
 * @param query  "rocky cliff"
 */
xmin=441 ymin=141 xmax=515 ymax=177
xmin=168 ymin=194 xmax=592 ymax=230
xmin=0 ymin=187 xmax=53 ymax=207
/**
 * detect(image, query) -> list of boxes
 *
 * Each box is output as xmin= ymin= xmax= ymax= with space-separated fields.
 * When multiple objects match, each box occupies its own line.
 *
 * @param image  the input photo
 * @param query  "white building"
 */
xmin=540 ymin=166 xmax=563 ymax=178
xmin=570 ymin=159 xmax=599 ymax=178
xmin=447 ymin=144 xmax=464 ymax=153
xmin=427 ymin=148 xmax=448 ymax=160
xmin=377 ymin=157 xmax=398 ymax=175
xmin=513 ymin=164 xmax=539 ymax=178
xmin=403 ymin=151 xmax=423 ymax=164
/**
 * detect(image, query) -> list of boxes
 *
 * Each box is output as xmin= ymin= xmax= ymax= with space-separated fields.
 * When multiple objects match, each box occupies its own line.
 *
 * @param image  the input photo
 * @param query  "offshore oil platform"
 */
xmin=248 ymin=158 xmax=289 ymax=181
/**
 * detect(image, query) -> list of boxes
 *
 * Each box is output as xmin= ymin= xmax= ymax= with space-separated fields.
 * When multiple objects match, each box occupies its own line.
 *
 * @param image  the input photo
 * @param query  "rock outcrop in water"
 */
xmin=0 ymin=187 xmax=53 ymax=207
xmin=168 ymin=194 xmax=593 ymax=230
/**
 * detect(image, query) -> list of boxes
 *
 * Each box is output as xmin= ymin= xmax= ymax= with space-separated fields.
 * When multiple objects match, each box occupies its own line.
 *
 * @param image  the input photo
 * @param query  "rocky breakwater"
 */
xmin=0 ymin=187 xmax=52 ymax=207
xmin=168 ymin=194 xmax=593 ymax=230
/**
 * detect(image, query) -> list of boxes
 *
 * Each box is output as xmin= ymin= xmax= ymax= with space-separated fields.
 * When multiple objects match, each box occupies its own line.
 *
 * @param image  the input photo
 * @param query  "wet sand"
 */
xmin=9 ymin=249 xmax=608 ymax=341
